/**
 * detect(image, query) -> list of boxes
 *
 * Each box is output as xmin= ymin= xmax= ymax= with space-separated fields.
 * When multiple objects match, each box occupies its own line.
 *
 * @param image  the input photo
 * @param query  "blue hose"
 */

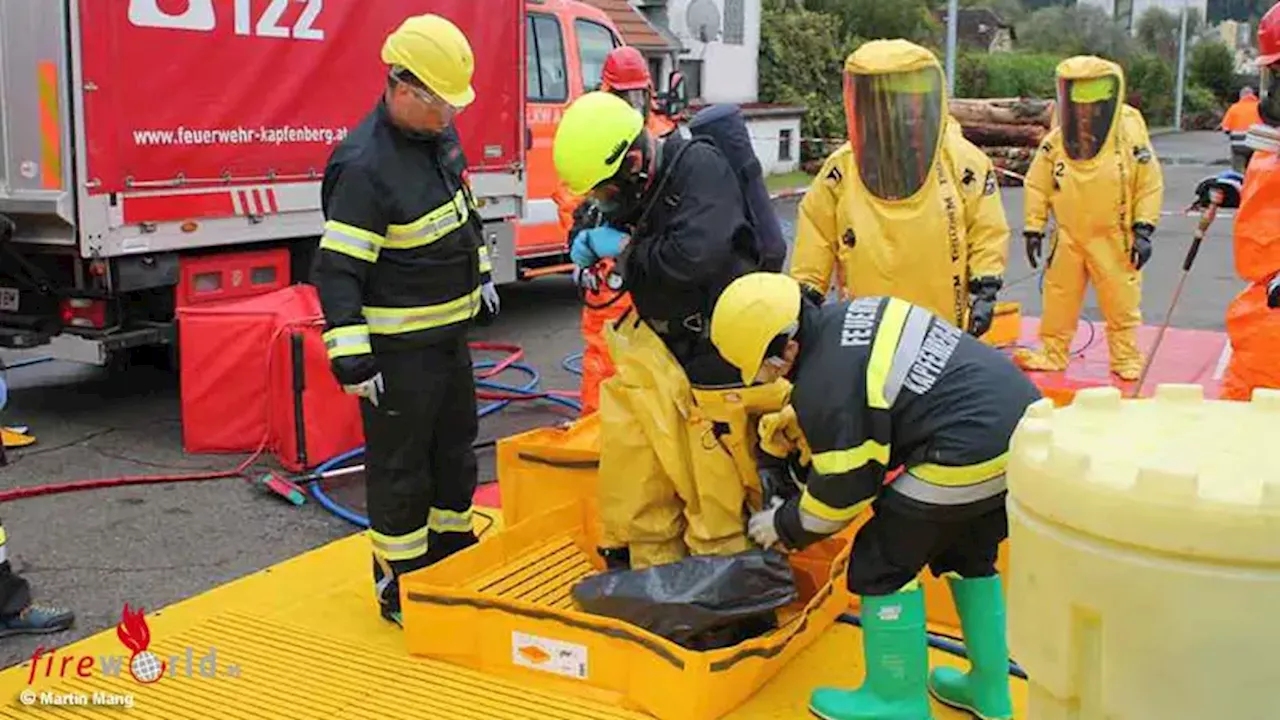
xmin=835 ymin=613 xmax=1028 ymax=680
xmin=307 ymin=359 xmax=581 ymax=528
xmin=561 ymin=352 xmax=583 ymax=376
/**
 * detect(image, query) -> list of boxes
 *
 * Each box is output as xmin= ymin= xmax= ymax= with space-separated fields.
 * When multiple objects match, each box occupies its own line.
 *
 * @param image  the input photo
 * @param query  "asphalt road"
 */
xmin=0 ymin=130 xmax=1242 ymax=669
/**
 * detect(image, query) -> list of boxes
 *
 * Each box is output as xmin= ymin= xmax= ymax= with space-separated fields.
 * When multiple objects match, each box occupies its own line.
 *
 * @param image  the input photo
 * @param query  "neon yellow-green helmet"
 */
xmin=553 ymin=92 xmax=646 ymax=196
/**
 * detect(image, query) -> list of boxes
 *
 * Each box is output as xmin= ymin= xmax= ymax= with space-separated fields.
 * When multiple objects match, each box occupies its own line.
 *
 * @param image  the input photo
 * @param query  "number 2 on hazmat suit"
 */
xmin=788 ymin=39 xmax=1011 ymax=337
xmin=1014 ymin=56 xmax=1165 ymax=381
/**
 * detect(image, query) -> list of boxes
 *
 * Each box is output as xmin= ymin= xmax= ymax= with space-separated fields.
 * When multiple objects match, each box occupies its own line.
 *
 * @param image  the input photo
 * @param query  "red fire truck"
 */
xmin=0 ymin=0 xmax=682 ymax=365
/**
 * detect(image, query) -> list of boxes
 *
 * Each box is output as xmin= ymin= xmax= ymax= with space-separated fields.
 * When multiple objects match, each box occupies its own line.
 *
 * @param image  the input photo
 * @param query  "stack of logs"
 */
xmin=949 ymin=97 xmax=1054 ymax=186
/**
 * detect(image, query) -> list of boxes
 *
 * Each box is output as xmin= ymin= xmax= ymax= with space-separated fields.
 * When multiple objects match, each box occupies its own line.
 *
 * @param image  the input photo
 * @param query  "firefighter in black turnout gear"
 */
xmin=311 ymin=15 xmax=498 ymax=626
xmin=551 ymin=91 xmax=791 ymax=570
xmin=710 ymin=273 xmax=1041 ymax=720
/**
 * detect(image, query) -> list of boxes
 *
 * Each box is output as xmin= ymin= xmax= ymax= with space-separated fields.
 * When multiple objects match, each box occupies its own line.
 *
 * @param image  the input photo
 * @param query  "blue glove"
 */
xmin=570 ymin=226 xmax=628 ymax=268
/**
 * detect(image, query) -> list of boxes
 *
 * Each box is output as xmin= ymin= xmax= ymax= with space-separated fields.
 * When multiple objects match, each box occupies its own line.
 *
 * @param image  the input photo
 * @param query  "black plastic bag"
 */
xmin=571 ymin=549 xmax=798 ymax=651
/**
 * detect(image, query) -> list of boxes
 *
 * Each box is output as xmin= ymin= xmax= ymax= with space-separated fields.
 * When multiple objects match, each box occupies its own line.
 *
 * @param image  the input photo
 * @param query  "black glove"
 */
xmin=1268 ymin=273 xmax=1280 ymax=310
xmin=331 ymin=354 xmax=379 ymax=387
xmin=757 ymin=452 xmax=802 ymax=506
xmin=801 ymin=284 xmax=827 ymax=307
xmin=596 ymin=546 xmax=630 ymax=571
xmin=1024 ymin=230 xmax=1044 ymax=269
xmin=967 ymin=276 xmax=1002 ymax=337
xmin=1131 ymin=223 xmax=1155 ymax=270
xmin=568 ymin=201 xmax=604 ymax=242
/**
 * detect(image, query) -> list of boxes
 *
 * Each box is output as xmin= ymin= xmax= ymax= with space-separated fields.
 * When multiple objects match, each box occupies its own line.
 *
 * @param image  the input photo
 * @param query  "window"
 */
xmin=576 ymin=20 xmax=619 ymax=92
xmin=526 ymin=14 xmax=568 ymax=102
xmin=1114 ymin=0 xmax=1133 ymax=32
xmin=778 ymin=128 xmax=793 ymax=162
xmin=677 ymin=59 xmax=703 ymax=102
xmin=723 ymin=0 xmax=745 ymax=45
xmin=648 ymin=58 xmax=665 ymax=91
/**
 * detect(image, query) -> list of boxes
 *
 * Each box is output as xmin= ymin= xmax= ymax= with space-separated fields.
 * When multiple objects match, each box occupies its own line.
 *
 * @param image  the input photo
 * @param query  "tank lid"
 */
xmin=1008 ymin=384 xmax=1280 ymax=565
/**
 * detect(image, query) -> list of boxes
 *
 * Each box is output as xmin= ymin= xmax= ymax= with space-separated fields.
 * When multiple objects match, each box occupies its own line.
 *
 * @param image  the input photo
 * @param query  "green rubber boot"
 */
xmin=927 ymin=575 xmax=1014 ymax=719
xmin=809 ymin=586 xmax=934 ymax=720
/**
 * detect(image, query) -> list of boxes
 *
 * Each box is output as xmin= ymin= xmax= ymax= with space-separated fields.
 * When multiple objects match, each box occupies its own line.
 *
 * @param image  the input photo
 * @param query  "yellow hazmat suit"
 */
xmin=1015 ymin=56 xmax=1165 ymax=379
xmin=790 ymin=40 xmax=1011 ymax=334
xmin=596 ymin=312 xmax=792 ymax=568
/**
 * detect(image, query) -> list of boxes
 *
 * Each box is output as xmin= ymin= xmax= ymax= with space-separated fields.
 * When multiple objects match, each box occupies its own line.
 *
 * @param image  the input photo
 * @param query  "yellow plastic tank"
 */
xmin=1005 ymin=384 xmax=1280 ymax=720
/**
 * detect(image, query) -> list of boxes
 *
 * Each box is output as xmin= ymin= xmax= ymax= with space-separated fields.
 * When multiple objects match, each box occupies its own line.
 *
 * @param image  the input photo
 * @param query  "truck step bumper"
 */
xmin=0 ymin=324 xmax=174 ymax=365
xmin=0 ymin=325 xmax=54 ymax=350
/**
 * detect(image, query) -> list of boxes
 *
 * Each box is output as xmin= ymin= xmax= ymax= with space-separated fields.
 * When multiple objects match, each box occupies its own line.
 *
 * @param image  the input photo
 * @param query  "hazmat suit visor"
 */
xmin=843 ymin=66 xmax=944 ymax=201
xmin=1259 ymin=64 xmax=1280 ymax=125
xmin=1057 ymin=75 xmax=1119 ymax=161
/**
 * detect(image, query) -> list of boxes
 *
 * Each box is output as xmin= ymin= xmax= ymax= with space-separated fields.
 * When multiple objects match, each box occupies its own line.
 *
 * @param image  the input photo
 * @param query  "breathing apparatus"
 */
xmin=573 ymin=132 xmax=670 ymax=312
xmin=571 ymin=201 xmax=629 ymax=310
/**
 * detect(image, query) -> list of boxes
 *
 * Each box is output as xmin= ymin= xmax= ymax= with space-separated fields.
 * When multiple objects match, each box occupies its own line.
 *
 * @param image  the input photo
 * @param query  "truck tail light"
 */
xmin=60 ymin=297 xmax=107 ymax=329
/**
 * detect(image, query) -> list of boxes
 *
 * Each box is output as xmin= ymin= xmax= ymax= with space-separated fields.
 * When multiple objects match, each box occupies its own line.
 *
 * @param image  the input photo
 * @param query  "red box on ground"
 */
xmin=177 ymin=285 xmax=363 ymax=470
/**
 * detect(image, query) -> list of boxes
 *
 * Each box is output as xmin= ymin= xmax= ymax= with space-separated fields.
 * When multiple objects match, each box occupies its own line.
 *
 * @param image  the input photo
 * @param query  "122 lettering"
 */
xmin=236 ymin=0 xmax=324 ymax=41
xmin=127 ymin=0 xmax=323 ymax=41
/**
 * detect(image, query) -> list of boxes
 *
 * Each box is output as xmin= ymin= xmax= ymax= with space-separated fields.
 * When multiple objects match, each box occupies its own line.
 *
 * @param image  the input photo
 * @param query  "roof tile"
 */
xmin=582 ymin=0 xmax=675 ymax=49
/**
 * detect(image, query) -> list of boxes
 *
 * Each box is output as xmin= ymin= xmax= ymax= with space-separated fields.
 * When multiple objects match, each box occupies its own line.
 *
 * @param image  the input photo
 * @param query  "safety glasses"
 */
xmin=390 ymin=68 xmax=463 ymax=122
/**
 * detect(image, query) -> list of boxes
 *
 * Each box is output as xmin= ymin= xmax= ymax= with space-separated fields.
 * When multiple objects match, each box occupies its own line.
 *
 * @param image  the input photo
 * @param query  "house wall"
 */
xmin=746 ymin=116 xmax=802 ymax=175
xmin=664 ymin=0 xmax=760 ymax=104
xmin=991 ymin=28 xmax=1013 ymax=53
xmin=644 ymin=53 xmax=676 ymax=91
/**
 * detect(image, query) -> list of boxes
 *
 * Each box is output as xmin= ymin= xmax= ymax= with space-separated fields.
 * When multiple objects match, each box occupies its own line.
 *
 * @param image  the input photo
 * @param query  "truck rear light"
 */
xmin=60 ymin=297 xmax=107 ymax=329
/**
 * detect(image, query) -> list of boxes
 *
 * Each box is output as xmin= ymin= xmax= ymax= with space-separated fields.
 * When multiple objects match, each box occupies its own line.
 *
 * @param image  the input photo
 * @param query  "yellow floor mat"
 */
xmin=0 ymin=507 xmax=1028 ymax=718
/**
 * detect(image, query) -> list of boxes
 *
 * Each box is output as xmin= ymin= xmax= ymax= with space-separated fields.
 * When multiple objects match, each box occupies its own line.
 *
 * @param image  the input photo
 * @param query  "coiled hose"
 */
xmin=306 ymin=351 xmax=583 ymax=528
xmin=0 ymin=344 xmax=581 ymax=505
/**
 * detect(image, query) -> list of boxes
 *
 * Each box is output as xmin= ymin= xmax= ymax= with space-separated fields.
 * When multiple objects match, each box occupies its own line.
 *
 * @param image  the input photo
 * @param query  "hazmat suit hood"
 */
xmin=843 ymin=40 xmax=948 ymax=201
xmin=1055 ymin=56 xmax=1125 ymax=163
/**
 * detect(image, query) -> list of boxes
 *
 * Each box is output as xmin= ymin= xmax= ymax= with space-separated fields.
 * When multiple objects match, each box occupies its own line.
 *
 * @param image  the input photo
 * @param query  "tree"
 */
xmin=1124 ymin=52 xmax=1176 ymax=124
xmin=1016 ymin=4 xmax=1136 ymax=62
xmin=759 ymin=0 xmax=859 ymax=158
xmin=957 ymin=0 xmax=1029 ymax=25
xmin=806 ymin=0 xmax=939 ymax=45
xmin=1190 ymin=39 xmax=1239 ymax=103
xmin=1135 ymin=6 xmax=1204 ymax=64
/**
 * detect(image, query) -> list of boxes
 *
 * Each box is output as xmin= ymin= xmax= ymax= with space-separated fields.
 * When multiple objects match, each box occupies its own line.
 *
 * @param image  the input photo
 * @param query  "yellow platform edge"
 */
xmin=0 ymin=504 xmax=1027 ymax=719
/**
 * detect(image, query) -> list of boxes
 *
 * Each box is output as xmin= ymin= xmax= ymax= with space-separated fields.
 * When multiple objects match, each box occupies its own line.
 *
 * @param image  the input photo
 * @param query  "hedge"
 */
xmin=956 ymin=52 xmax=1062 ymax=99
xmin=953 ymin=49 xmax=1196 ymax=127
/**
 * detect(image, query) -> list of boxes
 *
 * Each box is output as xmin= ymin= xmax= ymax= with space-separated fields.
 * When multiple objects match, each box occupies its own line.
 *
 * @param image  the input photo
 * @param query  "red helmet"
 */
xmin=1260 ymin=2 xmax=1280 ymax=67
xmin=601 ymin=47 xmax=651 ymax=92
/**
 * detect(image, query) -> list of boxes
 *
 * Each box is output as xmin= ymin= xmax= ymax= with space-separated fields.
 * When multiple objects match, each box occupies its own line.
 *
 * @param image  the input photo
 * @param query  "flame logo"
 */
xmin=116 ymin=604 xmax=166 ymax=684
xmin=116 ymin=604 xmax=150 ymax=653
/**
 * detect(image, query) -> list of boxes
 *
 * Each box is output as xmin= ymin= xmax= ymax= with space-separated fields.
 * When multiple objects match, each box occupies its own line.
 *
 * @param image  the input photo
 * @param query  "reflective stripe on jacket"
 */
xmin=313 ymin=104 xmax=487 ymax=360
xmin=787 ymin=296 xmax=1042 ymax=525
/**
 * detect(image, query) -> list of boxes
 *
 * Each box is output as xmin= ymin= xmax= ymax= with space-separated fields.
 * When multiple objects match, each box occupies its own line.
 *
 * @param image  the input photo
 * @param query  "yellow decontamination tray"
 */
xmin=0 ymin=503 xmax=1027 ymax=718
xmin=400 ymin=496 xmax=854 ymax=720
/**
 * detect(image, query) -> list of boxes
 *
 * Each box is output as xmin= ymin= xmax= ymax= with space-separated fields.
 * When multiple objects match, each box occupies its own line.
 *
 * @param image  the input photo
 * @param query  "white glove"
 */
xmin=342 ymin=372 xmax=385 ymax=407
xmin=748 ymin=496 xmax=784 ymax=548
xmin=481 ymin=281 xmax=500 ymax=315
